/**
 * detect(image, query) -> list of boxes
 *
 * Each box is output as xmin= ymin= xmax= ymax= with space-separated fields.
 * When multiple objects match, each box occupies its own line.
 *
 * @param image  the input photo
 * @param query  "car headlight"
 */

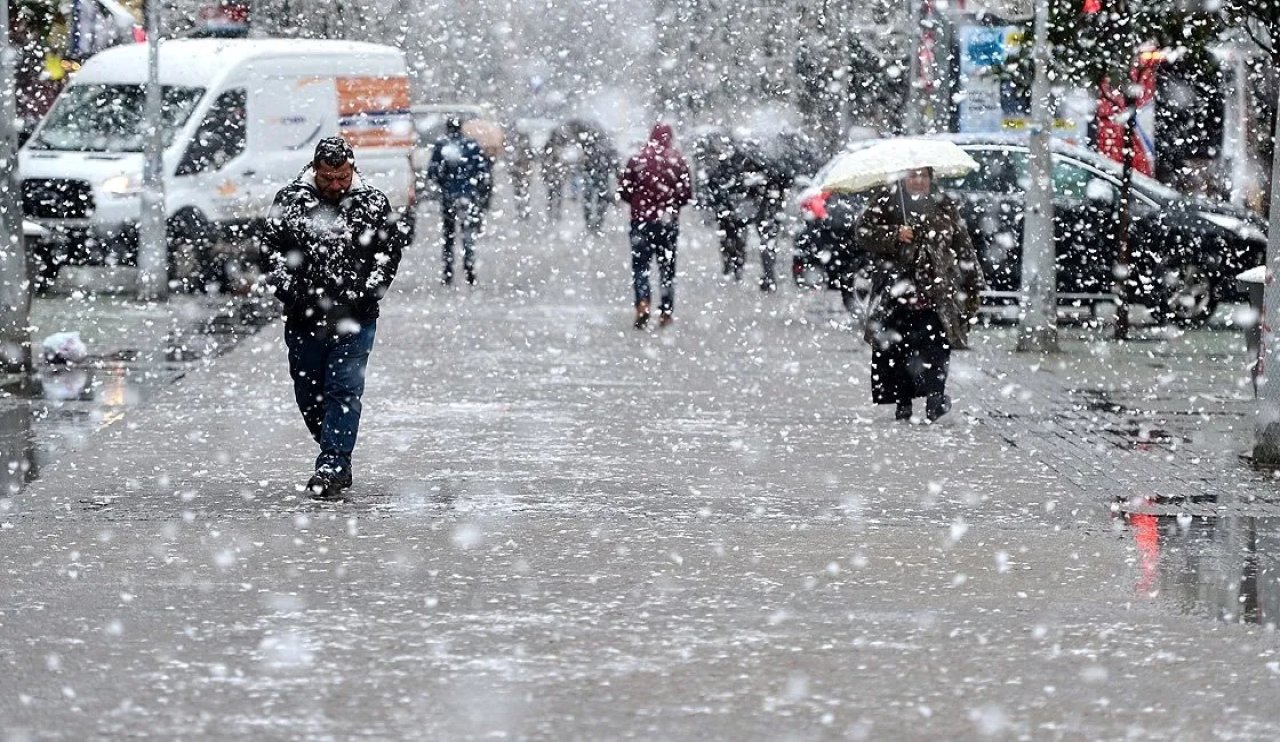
xmin=101 ymin=174 xmax=142 ymax=196
xmin=1199 ymin=211 xmax=1267 ymax=243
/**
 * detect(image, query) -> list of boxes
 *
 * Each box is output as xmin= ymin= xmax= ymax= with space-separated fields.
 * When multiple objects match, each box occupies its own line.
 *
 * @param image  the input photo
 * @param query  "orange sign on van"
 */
xmin=337 ymin=76 xmax=413 ymax=149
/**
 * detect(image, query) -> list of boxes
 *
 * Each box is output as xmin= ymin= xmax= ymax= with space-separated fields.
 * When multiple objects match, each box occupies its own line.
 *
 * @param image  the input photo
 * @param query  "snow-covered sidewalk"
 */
xmin=2 ymin=207 xmax=1278 ymax=739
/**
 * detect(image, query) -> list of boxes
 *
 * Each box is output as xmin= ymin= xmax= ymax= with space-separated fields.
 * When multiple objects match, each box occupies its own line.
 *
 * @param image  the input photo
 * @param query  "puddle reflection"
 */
xmin=0 ymin=295 xmax=274 ymax=495
xmin=0 ymin=363 xmax=152 ymax=495
xmin=0 ymin=404 xmax=37 ymax=495
xmin=1121 ymin=502 xmax=1279 ymax=627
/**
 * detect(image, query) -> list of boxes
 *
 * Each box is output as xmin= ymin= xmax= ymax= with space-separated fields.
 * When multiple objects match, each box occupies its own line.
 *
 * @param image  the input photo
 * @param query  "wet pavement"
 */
xmin=0 ymin=291 xmax=276 ymax=498
xmin=2 ymin=202 xmax=1280 ymax=739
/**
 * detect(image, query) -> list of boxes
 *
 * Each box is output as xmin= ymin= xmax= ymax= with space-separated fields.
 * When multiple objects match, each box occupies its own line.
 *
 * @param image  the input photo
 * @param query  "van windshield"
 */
xmin=29 ymin=84 xmax=205 ymax=152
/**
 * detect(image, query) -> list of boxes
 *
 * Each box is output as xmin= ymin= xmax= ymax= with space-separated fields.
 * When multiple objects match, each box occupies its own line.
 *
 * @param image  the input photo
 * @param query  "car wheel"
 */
xmin=1153 ymin=261 xmax=1217 ymax=327
xmin=167 ymin=210 xmax=218 ymax=293
xmin=840 ymin=266 xmax=874 ymax=321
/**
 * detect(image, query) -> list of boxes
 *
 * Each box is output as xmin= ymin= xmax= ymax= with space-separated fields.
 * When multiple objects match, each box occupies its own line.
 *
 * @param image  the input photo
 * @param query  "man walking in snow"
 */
xmin=427 ymin=117 xmax=492 ymax=285
xmin=262 ymin=136 xmax=412 ymax=499
xmin=618 ymin=123 xmax=693 ymax=329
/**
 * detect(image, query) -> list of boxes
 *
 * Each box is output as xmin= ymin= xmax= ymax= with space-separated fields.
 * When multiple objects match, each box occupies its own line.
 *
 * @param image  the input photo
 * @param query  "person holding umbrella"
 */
xmin=830 ymin=140 xmax=984 ymax=423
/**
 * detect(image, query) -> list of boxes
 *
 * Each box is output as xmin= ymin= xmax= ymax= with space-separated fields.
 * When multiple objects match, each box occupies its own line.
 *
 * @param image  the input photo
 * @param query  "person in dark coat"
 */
xmin=740 ymin=147 xmax=791 ymax=293
xmin=618 ymin=123 xmax=693 ymax=329
xmin=506 ymin=127 xmax=535 ymax=221
xmin=700 ymin=134 xmax=751 ymax=281
xmin=580 ymin=128 xmax=619 ymax=234
xmin=262 ymin=136 xmax=411 ymax=498
xmin=542 ymin=125 xmax=572 ymax=222
xmin=856 ymin=168 xmax=984 ymax=423
xmin=427 ymin=117 xmax=493 ymax=285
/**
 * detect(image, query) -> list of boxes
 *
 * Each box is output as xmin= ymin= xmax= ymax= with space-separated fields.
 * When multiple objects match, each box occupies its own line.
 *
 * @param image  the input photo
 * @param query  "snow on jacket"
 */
xmin=618 ymin=123 xmax=693 ymax=223
xmin=262 ymin=167 xmax=410 ymax=326
xmin=427 ymin=130 xmax=493 ymax=203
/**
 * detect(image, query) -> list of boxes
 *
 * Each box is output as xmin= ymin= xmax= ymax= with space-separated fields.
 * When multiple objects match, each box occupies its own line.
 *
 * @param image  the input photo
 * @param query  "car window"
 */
xmin=177 ymin=89 xmax=246 ymax=176
xmin=943 ymin=148 xmax=1026 ymax=194
xmin=1052 ymin=158 xmax=1104 ymax=201
xmin=1053 ymin=155 xmax=1161 ymax=213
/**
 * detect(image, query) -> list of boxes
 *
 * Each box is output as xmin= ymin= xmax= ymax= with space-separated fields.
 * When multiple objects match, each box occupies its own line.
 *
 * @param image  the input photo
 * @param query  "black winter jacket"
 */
xmin=262 ymin=167 xmax=411 ymax=328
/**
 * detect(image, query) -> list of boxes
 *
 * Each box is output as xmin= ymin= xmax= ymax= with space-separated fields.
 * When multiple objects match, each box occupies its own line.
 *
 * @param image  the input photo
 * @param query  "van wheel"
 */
xmin=167 ymin=210 xmax=217 ymax=293
xmin=29 ymin=243 xmax=60 ymax=293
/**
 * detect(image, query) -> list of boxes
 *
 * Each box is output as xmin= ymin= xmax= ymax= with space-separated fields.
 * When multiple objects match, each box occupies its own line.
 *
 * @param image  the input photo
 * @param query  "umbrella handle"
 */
xmin=898 ymin=188 xmax=908 ymax=226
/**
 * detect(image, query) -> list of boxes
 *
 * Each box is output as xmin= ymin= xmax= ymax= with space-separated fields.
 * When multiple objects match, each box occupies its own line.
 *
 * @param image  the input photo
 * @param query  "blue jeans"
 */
xmin=630 ymin=220 xmax=678 ymax=314
xmin=284 ymin=319 xmax=377 ymax=476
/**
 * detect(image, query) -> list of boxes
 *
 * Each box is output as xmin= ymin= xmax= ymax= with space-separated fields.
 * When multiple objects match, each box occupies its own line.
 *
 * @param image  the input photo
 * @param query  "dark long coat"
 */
xmin=855 ymin=186 xmax=985 ymax=348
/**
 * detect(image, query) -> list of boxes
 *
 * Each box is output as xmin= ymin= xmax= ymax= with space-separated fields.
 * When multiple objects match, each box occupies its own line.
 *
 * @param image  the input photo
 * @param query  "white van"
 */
xmin=19 ymin=38 xmax=415 ymax=286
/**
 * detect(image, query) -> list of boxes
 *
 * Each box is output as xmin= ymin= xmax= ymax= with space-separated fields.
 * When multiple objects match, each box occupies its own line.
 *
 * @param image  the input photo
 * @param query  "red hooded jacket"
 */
xmin=618 ymin=123 xmax=693 ymax=223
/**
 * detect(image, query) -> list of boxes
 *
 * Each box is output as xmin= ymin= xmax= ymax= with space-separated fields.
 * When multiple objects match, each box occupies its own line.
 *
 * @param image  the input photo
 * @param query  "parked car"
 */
xmin=19 ymin=38 xmax=417 ymax=290
xmin=794 ymin=134 xmax=1269 ymax=326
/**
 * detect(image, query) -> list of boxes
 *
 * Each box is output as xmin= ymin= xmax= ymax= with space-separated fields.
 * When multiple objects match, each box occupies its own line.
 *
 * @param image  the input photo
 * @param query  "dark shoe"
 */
xmin=926 ymin=394 xmax=951 ymax=423
xmin=895 ymin=401 xmax=913 ymax=421
xmin=634 ymin=301 xmax=651 ymax=330
xmin=307 ymin=473 xmax=342 ymax=500
xmin=658 ymin=312 xmax=674 ymax=328
xmin=466 ymin=272 xmax=477 ymax=286
xmin=442 ymin=272 xmax=454 ymax=286
xmin=309 ymin=464 xmax=351 ymax=499
xmin=760 ymin=278 xmax=777 ymax=293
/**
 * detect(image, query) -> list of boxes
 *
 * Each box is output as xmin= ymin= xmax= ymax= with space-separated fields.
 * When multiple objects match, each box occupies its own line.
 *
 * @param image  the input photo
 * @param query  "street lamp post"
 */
xmin=136 ymin=0 xmax=168 ymax=301
xmin=1252 ymin=91 xmax=1280 ymax=468
xmin=0 ymin=0 xmax=31 ymax=373
xmin=1016 ymin=0 xmax=1058 ymax=352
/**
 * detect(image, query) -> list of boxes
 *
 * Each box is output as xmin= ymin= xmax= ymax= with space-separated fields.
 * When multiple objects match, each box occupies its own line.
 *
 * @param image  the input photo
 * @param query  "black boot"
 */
xmin=926 ymin=394 xmax=951 ymax=423
xmin=307 ymin=473 xmax=342 ymax=500
xmin=308 ymin=464 xmax=352 ymax=500
xmin=895 ymin=400 xmax=913 ymax=422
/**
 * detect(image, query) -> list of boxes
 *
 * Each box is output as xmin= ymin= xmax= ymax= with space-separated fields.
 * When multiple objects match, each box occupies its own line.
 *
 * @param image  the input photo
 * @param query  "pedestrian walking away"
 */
xmin=855 ymin=167 xmax=984 ymax=423
xmin=506 ymin=127 xmax=535 ymax=221
xmin=578 ymin=124 xmax=619 ymax=234
xmin=543 ymin=125 xmax=572 ymax=223
xmin=741 ymin=149 xmax=791 ymax=293
xmin=700 ymin=133 xmax=750 ymax=282
xmin=618 ymin=122 xmax=693 ymax=329
xmin=428 ymin=117 xmax=493 ymax=285
xmin=262 ymin=136 xmax=411 ymax=499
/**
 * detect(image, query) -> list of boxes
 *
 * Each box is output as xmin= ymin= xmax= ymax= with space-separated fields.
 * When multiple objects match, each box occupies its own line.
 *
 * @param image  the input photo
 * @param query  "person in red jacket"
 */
xmin=618 ymin=123 xmax=693 ymax=329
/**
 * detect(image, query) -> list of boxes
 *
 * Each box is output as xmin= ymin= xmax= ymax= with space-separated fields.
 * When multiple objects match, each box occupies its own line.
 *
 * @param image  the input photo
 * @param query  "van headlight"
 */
xmin=101 ymin=174 xmax=142 ymax=196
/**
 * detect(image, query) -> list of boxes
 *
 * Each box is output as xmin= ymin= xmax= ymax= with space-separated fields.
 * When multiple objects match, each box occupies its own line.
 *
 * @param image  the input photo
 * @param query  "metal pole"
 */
xmin=1251 ymin=89 xmax=1280 ymax=467
xmin=1113 ymin=87 xmax=1137 ymax=341
xmin=1016 ymin=0 xmax=1058 ymax=353
xmin=136 ymin=0 xmax=168 ymax=300
xmin=0 ymin=0 xmax=31 ymax=373
xmin=903 ymin=0 xmax=923 ymax=135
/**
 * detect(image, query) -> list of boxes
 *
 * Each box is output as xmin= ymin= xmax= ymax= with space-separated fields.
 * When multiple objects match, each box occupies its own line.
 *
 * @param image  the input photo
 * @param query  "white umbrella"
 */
xmin=819 ymin=138 xmax=979 ymax=194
